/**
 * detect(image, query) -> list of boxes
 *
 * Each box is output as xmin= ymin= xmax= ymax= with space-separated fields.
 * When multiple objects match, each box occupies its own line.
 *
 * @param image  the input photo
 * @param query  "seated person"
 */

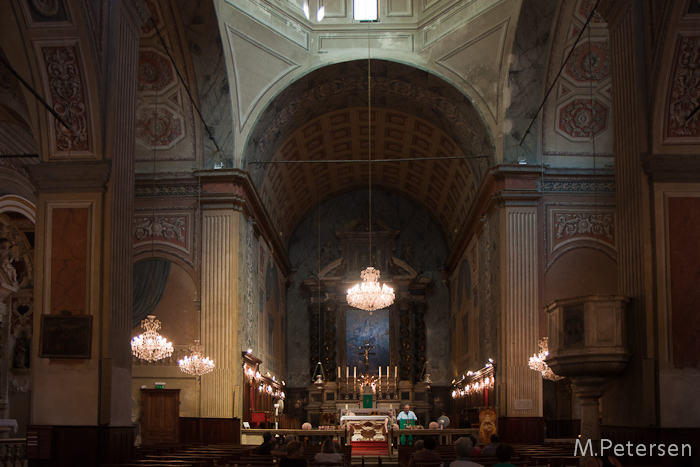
xmin=446 ymin=437 xmax=484 ymax=467
xmin=255 ymin=431 xmax=275 ymax=455
xmin=408 ymin=437 xmax=442 ymax=467
xmin=279 ymin=441 xmax=307 ymax=467
xmin=492 ymin=444 xmax=517 ymax=467
xmin=314 ymin=439 xmax=344 ymax=465
xmin=481 ymin=434 xmax=501 ymax=457
xmin=467 ymin=435 xmax=481 ymax=456
xmin=272 ymin=435 xmax=297 ymax=456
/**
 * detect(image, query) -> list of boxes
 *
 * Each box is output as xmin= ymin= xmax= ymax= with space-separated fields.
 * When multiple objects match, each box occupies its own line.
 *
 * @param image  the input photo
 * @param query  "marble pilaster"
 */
xmin=200 ymin=209 xmax=241 ymax=418
xmin=502 ymin=207 xmax=541 ymax=417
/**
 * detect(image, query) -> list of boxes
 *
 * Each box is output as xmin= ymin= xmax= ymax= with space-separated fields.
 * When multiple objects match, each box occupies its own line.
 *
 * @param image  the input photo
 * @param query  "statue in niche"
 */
xmin=320 ymin=242 xmax=336 ymax=267
xmin=12 ymin=331 xmax=30 ymax=369
xmin=401 ymin=242 xmax=421 ymax=272
xmin=0 ymin=236 xmax=18 ymax=284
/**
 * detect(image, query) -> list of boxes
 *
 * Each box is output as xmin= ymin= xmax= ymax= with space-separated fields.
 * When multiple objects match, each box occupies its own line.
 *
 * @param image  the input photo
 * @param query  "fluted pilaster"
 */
xmin=503 ymin=207 xmax=541 ymax=417
xmin=200 ymin=210 xmax=241 ymax=417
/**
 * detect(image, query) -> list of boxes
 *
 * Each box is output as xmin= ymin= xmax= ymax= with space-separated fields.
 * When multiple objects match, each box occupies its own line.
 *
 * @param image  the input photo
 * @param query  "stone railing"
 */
xmin=0 ymin=439 xmax=26 ymax=467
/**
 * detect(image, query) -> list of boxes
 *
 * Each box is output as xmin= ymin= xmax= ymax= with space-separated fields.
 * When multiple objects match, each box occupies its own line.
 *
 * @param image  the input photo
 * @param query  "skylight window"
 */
xmin=354 ymin=0 xmax=378 ymax=21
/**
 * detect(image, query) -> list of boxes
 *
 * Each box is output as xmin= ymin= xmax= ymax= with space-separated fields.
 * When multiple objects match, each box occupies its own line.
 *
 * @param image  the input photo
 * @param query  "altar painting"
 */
xmin=346 ymin=309 xmax=390 ymax=370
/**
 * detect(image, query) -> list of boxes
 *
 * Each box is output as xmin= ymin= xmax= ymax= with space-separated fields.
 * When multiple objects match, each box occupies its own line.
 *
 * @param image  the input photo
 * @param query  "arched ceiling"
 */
xmin=246 ymin=60 xmax=495 ymax=247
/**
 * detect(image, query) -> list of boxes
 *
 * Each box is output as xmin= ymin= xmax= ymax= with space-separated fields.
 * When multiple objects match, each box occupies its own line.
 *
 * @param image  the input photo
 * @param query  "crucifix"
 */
xmin=358 ymin=340 xmax=375 ymax=373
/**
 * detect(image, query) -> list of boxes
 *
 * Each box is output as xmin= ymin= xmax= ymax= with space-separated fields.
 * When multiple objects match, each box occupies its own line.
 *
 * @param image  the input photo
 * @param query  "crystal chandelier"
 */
xmin=178 ymin=340 xmax=215 ymax=376
xmin=528 ymin=337 xmax=563 ymax=381
xmin=346 ymin=27 xmax=395 ymax=312
xmin=347 ymin=267 xmax=394 ymax=311
xmin=131 ymin=315 xmax=173 ymax=362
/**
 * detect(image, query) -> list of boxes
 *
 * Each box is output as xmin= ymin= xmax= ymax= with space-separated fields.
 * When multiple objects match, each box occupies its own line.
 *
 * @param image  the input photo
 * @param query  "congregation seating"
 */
xmin=398 ymin=440 xmax=579 ymax=467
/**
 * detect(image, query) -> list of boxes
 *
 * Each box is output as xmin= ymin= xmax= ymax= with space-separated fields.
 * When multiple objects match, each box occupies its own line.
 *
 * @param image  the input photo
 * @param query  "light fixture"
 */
xmin=131 ymin=315 xmax=173 ymax=362
xmin=419 ymin=361 xmax=433 ymax=389
xmin=346 ymin=21 xmax=395 ymax=313
xmin=528 ymin=337 xmax=564 ymax=381
xmin=312 ymin=361 xmax=325 ymax=390
xmin=178 ymin=339 xmax=215 ymax=377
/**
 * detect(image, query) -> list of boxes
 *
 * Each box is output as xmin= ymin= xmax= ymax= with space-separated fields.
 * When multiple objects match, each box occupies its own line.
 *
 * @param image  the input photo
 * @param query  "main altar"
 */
xmin=339 ymin=408 xmax=394 ymax=442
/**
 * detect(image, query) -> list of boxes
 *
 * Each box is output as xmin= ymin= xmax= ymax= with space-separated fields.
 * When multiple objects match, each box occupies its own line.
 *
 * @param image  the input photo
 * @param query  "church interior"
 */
xmin=0 ymin=0 xmax=699 ymax=466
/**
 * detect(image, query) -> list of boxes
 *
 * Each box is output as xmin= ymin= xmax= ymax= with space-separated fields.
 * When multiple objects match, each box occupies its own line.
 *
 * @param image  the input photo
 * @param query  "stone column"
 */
xmin=200 ymin=207 xmax=241 ymax=417
xmin=571 ymin=377 xmax=606 ymax=451
xmin=502 ymin=206 xmax=542 ymax=417
xmin=599 ymin=0 xmax=655 ymax=426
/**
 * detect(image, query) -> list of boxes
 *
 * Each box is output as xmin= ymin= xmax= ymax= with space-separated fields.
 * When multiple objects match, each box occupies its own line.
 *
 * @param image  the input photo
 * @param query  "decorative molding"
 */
xmin=318 ymin=33 xmax=414 ymax=53
xmin=541 ymin=179 xmax=615 ymax=193
xmin=563 ymin=40 xmax=611 ymax=82
xmin=40 ymin=45 xmax=91 ymax=153
xmin=667 ymin=35 xmax=700 ymax=139
xmin=422 ymin=0 xmax=503 ymax=47
xmin=133 ymin=216 xmax=186 ymax=243
xmin=544 ymin=203 xmax=617 ymax=269
xmin=556 ymin=98 xmax=609 ymax=140
xmin=554 ymin=212 xmax=614 ymax=241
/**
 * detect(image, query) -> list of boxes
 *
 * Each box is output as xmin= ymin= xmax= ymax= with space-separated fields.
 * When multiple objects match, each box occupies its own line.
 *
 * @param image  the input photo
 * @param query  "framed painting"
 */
xmin=345 ymin=309 xmax=390 ymax=371
xmin=39 ymin=315 xmax=93 ymax=359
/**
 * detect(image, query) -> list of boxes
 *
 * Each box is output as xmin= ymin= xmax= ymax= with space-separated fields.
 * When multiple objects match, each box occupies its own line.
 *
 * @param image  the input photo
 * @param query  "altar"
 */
xmin=339 ymin=409 xmax=392 ymax=442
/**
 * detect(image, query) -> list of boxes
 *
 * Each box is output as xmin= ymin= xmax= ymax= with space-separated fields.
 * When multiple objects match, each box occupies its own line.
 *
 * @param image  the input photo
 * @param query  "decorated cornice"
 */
xmin=27 ymin=161 xmax=110 ymax=192
xmin=195 ymin=168 xmax=292 ymax=275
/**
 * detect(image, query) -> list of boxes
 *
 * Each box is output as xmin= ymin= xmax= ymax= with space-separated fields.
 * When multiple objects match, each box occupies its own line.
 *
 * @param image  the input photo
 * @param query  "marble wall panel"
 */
xmin=50 ymin=207 xmax=88 ymax=315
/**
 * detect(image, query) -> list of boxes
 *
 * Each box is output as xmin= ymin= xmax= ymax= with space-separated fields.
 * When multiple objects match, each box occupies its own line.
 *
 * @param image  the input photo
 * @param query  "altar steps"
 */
xmin=350 ymin=454 xmax=399 ymax=467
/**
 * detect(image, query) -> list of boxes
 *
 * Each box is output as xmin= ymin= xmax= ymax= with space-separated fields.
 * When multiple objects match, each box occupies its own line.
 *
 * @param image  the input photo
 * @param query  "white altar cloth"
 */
xmin=0 ymin=419 xmax=18 ymax=433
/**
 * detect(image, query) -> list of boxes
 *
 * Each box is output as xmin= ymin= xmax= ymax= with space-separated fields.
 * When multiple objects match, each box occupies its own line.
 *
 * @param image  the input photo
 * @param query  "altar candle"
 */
xmin=338 ymin=367 xmax=341 ymax=379
xmin=395 ymin=366 xmax=398 ymax=378
xmin=354 ymin=367 xmax=356 ymax=378
xmin=379 ymin=367 xmax=381 ymax=378
xmin=345 ymin=404 xmax=348 ymax=410
xmin=387 ymin=366 xmax=389 ymax=377
xmin=346 ymin=367 xmax=349 ymax=378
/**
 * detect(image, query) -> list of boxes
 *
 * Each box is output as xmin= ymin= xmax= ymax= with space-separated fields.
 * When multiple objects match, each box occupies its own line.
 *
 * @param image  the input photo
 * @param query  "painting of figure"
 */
xmin=346 ymin=309 xmax=390 ymax=371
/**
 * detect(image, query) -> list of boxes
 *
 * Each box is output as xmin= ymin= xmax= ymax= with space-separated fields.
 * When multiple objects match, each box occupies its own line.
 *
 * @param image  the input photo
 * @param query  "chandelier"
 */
xmin=346 ymin=25 xmax=395 ymax=312
xmin=131 ymin=315 xmax=173 ymax=362
xmin=178 ymin=340 xmax=215 ymax=376
xmin=347 ymin=267 xmax=394 ymax=311
xmin=528 ymin=337 xmax=563 ymax=381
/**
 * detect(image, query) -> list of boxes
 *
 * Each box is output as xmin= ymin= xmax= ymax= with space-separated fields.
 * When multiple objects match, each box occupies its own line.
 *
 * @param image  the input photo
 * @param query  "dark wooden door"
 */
xmin=141 ymin=389 xmax=180 ymax=444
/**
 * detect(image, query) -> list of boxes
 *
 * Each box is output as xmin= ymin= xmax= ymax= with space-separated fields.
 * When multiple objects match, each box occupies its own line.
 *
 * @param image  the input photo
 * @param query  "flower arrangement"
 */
xmin=302 ymin=422 xmax=312 ymax=430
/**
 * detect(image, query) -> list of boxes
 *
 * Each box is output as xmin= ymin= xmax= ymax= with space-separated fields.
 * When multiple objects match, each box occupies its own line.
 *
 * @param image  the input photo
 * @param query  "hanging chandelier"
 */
xmin=346 ymin=23 xmax=395 ymax=312
xmin=347 ymin=267 xmax=394 ymax=311
xmin=178 ymin=340 xmax=215 ymax=376
xmin=528 ymin=337 xmax=563 ymax=381
xmin=131 ymin=315 xmax=173 ymax=362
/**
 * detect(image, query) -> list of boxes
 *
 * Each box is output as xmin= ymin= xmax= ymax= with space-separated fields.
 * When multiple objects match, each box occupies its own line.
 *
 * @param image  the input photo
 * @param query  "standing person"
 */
xmin=397 ymin=404 xmax=418 ymax=445
xmin=492 ymin=445 xmax=517 ymax=467
xmin=398 ymin=404 xmax=418 ymax=423
xmin=279 ymin=441 xmax=307 ymax=467
xmin=446 ymin=437 xmax=484 ymax=467
xmin=315 ymin=439 xmax=344 ymax=465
